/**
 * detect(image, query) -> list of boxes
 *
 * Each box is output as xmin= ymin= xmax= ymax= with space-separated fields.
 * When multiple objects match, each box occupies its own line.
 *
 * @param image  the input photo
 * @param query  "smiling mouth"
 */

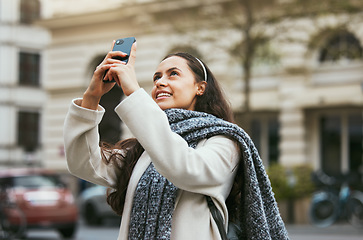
xmin=156 ymin=92 xmax=172 ymax=99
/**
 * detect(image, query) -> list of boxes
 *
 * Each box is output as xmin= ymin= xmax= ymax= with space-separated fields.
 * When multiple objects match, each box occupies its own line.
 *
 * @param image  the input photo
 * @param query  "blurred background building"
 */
xmin=1 ymin=0 xmax=362 ymax=196
xmin=0 ymin=0 xmax=50 ymax=167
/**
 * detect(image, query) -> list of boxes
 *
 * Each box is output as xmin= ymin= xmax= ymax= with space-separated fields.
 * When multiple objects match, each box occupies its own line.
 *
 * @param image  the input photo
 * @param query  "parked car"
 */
xmin=0 ymin=168 xmax=78 ymax=238
xmin=78 ymin=184 xmax=120 ymax=226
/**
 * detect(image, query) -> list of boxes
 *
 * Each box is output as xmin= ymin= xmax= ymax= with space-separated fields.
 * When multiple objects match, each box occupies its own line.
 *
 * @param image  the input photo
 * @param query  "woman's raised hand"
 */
xmin=81 ymin=41 xmax=139 ymax=110
xmin=104 ymin=42 xmax=139 ymax=96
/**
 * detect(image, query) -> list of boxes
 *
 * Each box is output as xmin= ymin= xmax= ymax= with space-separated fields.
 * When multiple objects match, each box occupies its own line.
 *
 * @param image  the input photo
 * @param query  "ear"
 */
xmin=196 ymin=81 xmax=207 ymax=96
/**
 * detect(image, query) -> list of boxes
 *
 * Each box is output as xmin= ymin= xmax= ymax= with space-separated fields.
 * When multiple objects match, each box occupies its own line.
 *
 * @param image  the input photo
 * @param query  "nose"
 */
xmin=155 ymin=76 xmax=168 ymax=87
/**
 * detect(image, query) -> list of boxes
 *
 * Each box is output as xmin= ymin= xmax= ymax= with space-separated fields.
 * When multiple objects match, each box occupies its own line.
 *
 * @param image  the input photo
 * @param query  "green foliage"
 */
xmin=267 ymin=164 xmax=293 ymax=200
xmin=292 ymin=165 xmax=316 ymax=197
xmin=267 ymin=163 xmax=316 ymax=201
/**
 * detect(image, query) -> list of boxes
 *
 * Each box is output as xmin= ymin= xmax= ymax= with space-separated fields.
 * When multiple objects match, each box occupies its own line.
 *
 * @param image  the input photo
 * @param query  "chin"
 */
xmin=156 ymin=100 xmax=175 ymax=110
xmin=157 ymin=104 xmax=171 ymax=110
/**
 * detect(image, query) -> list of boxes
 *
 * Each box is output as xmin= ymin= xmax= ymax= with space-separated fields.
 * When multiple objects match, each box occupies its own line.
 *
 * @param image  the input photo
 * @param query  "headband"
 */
xmin=195 ymin=57 xmax=208 ymax=82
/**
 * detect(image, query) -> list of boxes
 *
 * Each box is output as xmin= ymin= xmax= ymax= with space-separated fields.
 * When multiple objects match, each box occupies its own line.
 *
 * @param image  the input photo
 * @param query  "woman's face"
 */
xmin=151 ymin=56 xmax=205 ymax=111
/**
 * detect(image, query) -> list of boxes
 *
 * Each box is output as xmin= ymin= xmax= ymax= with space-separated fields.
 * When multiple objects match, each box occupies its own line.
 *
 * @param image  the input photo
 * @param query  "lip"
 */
xmin=155 ymin=90 xmax=172 ymax=100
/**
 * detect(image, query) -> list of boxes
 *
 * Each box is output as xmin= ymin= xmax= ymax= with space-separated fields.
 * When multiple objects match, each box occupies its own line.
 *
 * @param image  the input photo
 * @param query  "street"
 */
xmin=24 ymin=219 xmax=121 ymax=240
xmin=286 ymin=224 xmax=363 ymax=240
xmin=22 ymin=221 xmax=363 ymax=240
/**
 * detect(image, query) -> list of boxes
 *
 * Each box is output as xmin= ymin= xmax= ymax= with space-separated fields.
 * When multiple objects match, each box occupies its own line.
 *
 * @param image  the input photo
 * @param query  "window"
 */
xmin=18 ymin=52 xmax=41 ymax=87
xmin=348 ymin=115 xmax=363 ymax=174
xmin=320 ymin=116 xmax=341 ymax=176
xmin=320 ymin=112 xmax=362 ymax=178
xmin=17 ymin=111 xmax=40 ymax=152
xmin=20 ymin=0 xmax=40 ymax=24
xmin=319 ymin=32 xmax=363 ymax=63
xmin=250 ymin=115 xmax=280 ymax=166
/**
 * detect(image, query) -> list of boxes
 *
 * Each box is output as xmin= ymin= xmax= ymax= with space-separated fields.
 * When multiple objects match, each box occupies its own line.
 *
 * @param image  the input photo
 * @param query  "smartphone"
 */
xmin=103 ymin=37 xmax=136 ymax=82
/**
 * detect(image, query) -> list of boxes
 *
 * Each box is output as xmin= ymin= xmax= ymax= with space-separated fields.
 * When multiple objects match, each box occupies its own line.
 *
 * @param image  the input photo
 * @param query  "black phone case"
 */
xmin=103 ymin=37 xmax=136 ymax=82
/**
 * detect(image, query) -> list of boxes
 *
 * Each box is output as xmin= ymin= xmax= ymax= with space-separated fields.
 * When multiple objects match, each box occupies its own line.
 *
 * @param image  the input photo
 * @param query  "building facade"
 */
xmin=0 ymin=0 xmax=50 ymax=168
xmin=2 ymin=0 xmax=362 ymax=184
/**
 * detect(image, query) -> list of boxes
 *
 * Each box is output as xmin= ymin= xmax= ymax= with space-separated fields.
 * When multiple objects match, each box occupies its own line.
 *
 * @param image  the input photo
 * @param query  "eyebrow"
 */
xmin=153 ymin=67 xmax=182 ymax=77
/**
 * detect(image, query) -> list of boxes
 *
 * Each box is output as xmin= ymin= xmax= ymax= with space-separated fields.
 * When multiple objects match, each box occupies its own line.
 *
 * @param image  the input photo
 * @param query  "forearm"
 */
xmin=81 ymin=92 xmax=101 ymax=110
xmin=64 ymin=99 xmax=119 ymax=187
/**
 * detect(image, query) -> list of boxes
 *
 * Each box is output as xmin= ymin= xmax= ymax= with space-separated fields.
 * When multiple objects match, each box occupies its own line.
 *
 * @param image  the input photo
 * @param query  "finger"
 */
xmin=107 ymin=51 xmax=128 ymax=63
xmin=127 ymin=42 xmax=137 ymax=66
xmin=97 ymin=64 xmax=114 ymax=82
xmin=95 ymin=64 xmax=109 ymax=77
xmin=106 ymin=50 xmax=128 ymax=59
xmin=104 ymin=58 xmax=126 ymax=65
xmin=104 ymin=65 xmax=117 ymax=82
xmin=103 ymin=70 xmax=110 ymax=82
xmin=109 ymin=68 xmax=121 ymax=86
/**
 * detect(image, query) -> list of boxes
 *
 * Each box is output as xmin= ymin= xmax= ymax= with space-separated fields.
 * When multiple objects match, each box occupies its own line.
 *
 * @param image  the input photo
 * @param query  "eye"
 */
xmin=170 ymin=71 xmax=179 ymax=77
xmin=153 ymin=75 xmax=161 ymax=81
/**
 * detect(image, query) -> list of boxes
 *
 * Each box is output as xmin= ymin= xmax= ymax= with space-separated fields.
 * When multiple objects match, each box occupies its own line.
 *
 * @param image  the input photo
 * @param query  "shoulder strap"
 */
xmin=205 ymin=196 xmax=228 ymax=240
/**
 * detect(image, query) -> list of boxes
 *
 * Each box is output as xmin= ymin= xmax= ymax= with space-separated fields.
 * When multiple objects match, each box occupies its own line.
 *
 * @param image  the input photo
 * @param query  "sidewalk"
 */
xmin=286 ymin=224 xmax=363 ymax=240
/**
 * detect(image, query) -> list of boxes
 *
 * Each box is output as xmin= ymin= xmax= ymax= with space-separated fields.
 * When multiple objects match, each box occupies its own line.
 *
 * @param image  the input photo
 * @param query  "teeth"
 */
xmin=157 ymin=93 xmax=171 ymax=98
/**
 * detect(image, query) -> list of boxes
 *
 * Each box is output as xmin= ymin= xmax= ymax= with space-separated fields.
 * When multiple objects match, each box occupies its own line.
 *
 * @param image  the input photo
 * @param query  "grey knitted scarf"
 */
xmin=129 ymin=108 xmax=289 ymax=240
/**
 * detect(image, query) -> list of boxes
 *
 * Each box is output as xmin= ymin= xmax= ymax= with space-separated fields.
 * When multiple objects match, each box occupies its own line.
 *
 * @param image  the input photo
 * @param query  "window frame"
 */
xmin=245 ymin=112 xmax=280 ymax=166
xmin=319 ymin=31 xmax=363 ymax=65
xmin=308 ymin=108 xmax=362 ymax=177
xmin=20 ymin=0 xmax=41 ymax=24
xmin=18 ymin=51 xmax=42 ymax=87
xmin=17 ymin=110 xmax=41 ymax=152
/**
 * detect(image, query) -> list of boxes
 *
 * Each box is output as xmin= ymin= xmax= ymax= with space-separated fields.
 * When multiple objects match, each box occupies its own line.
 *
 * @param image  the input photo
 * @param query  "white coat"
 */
xmin=64 ymin=88 xmax=240 ymax=239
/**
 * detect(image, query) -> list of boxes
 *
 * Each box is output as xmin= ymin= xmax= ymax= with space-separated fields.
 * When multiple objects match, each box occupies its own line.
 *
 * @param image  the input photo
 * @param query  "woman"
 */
xmin=64 ymin=41 xmax=289 ymax=239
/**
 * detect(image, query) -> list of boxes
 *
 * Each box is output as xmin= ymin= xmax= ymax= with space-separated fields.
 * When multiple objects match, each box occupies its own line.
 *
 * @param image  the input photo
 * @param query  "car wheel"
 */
xmin=84 ymin=203 xmax=103 ymax=226
xmin=58 ymin=224 xmax=77 ymax=239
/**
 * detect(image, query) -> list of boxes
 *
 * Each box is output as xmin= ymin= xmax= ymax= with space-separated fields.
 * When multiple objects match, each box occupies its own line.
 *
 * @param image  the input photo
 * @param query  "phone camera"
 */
xmin=116 ymin=39 xmax=124 ymax=45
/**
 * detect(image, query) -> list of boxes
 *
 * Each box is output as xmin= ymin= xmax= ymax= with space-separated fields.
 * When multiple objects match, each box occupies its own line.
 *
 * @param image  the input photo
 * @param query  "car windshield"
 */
xmin=13 ymin=175 xmax=64 ymax=189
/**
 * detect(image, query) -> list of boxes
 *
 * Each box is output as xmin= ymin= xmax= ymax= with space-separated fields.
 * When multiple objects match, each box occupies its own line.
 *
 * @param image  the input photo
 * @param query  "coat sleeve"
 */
xmin=63 ymin=98 xmax=120 ymax=188
xmin=115 ymin=89 xmax=240 ymax=197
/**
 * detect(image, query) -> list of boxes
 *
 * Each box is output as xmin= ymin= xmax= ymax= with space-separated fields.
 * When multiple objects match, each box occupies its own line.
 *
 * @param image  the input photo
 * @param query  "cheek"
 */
xmin=151 ymin=87 xmax=156 ymax=99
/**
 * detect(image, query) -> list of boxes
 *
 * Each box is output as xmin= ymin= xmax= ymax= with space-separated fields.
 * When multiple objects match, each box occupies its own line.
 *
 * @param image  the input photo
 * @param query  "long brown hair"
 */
xmin=103 ymin=53 xmax=241 ymax=219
